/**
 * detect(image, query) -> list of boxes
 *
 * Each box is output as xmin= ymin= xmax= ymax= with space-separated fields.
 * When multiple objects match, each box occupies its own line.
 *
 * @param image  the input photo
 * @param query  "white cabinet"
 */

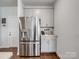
xmin=41 ymin=37 xmax=49 ymax=52
xmin=41 ymin=35 xmax=57 ymax=53
xmin=48 ymin=37 xmax=57 ymax=52
xmin=39 ymin=9 xmax=54 ymax=27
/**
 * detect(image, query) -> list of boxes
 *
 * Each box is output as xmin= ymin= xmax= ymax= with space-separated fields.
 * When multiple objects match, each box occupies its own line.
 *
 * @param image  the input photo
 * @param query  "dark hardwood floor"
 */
xmin=0 ymin=47 xmax=60 ymax=59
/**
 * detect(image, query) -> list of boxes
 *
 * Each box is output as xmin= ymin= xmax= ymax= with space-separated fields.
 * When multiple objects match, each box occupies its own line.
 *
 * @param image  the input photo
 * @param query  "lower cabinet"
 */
xmin=48 ymin=38 xmax=57 ymax=52
xmin=41 ymin=35 xmax=57 ymax=53
xmin=41 ymin=38 xmax=49 ymax=52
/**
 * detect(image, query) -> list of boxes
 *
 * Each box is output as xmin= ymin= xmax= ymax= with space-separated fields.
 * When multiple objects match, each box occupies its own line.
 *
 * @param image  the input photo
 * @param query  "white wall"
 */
xmin=0 ymin=7 xmax=19 ymax=48
xmin=54 ymin=0 xmax=79 ymax=59
xmin=17 ymin=0 xmax=24 ymax=17
xmin=24 ymin=7 xmax=54 ymax=27
xmin=17 ymin=0 xmax=24 ymax=55
xmin=0 ymin=17 xmax=1 ymax=46
xmin=0 ymin=7 xmax=17 ymax=17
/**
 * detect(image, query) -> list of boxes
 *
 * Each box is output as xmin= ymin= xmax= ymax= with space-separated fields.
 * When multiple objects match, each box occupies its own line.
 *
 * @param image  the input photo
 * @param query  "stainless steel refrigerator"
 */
xmin=19 ymin=16 xmax=41 ymax=56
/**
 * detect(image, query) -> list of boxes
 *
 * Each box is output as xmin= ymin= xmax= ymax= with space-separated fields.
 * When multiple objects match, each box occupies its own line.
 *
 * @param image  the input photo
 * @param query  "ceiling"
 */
xmin=0 ymin=0 xmax=55 ymax=7
xmin=0 ymin=0 xmax=17 ymax=6
xmin=23 ymin=0 xmax=55 ymax=6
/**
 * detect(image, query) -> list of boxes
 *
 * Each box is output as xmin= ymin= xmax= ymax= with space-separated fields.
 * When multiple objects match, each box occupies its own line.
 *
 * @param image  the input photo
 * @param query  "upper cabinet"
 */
xmin=39 ymin=9 xmax=54 ymax=27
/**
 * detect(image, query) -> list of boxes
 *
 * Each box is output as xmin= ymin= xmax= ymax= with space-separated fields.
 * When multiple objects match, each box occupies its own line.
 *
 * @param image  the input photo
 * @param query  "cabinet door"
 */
xmin=38 ymin=9 xmax=53 ymax=27
xmin=41 ymin=36 xmax=49 ymax=52
xmin=48 ymin=38 xmax=56 ymax=52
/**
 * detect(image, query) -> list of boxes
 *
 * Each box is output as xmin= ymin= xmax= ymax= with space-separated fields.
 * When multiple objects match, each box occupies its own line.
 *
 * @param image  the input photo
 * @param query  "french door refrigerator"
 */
xmin=19 ymin=16 xmax=41 ymax=56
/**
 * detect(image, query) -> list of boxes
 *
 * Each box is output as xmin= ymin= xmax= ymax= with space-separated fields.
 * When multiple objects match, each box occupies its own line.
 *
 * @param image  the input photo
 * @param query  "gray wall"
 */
xmin=54 ymin=0 xmax=79 ymax=59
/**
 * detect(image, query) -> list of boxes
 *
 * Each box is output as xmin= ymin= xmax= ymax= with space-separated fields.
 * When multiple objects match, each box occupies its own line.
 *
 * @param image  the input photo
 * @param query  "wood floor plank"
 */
xmin=0 ymin=48 xmax=60 ymax=59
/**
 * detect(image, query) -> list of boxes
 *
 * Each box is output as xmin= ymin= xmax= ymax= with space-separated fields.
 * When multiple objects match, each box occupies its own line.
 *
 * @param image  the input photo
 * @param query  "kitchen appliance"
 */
xmin=19 ymin=16 xmax=41 ymax=56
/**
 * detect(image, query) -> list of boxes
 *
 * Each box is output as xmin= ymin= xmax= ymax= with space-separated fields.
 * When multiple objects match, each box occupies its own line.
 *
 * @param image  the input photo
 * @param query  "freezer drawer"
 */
xmin=19 ymin=42 xmax=40 ymax=56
